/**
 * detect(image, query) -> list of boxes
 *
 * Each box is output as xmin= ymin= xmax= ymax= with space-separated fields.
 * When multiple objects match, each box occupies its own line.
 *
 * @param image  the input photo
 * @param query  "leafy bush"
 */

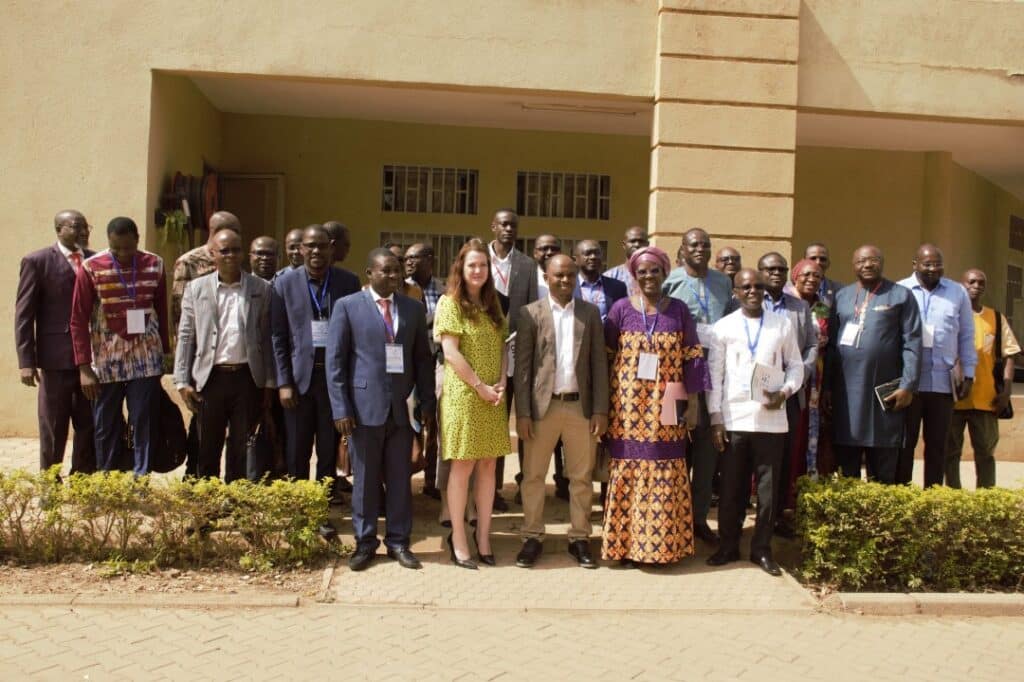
xmin=0 ymin=467 xmax=335 ymax=570
xmin=797 ymin=476 xmax=1024 ymax=592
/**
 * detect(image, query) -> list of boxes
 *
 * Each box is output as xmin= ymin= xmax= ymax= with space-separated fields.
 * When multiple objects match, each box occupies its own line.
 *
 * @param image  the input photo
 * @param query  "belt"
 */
xmin=551 ymin=392 xmax=579 ymax=402
xmin=213 ymin=363 xmax=248 ymax=372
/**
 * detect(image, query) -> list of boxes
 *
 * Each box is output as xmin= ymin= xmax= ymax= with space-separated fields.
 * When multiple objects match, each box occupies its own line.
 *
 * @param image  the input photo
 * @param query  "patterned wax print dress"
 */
xmin=601 ymin=296 xmax=710 ymax=564
xmin=434 ymin=295 xmax=511 ymax=461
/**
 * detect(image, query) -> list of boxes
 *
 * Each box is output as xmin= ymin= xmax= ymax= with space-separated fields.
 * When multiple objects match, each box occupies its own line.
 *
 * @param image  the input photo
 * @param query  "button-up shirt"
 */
xmin=488 ymin=242 xmax=514 ymax=297
xmin=897 ymin=274 xmax=977 ymax=393
xmin=549 ymin=296 xmax=578 ymax=394
xmin=604 ymin=262 xmax=638 ymax=298
xmin=368 ymin=287 xmax=400 ymax=335
xmin=575 ymin=274 xmax=609 ymax=320
xmin=212 ymin=279 xmax=247 ymax=366
xmin=56 ymin=241 xmax=84 ymax=274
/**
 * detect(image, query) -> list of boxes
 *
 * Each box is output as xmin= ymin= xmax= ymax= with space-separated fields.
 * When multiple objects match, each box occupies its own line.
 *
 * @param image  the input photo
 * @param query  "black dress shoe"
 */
xmin=348 ymin=548 xmax=375 ymax=571
xmin=751 ymin=554 xmax=782 ymax=576
xmin=446 ymin=533 xmax=478 ymax=570
xmin=619 ymin=558 xmax=638 ymax=569
xmin=421 ymin=486 xmax=441 ymax=501
xmin=705 ymin=548 xmax=741 ymax=566
xmin=492 ymin=494 xmax=509 ymax=512
xmin=473 ymin=529 xmax=496 ymax=566
xmin=568 ymin=540 xmax=597 ymax=569
xmin=694 ymin=522 xmax=720 ymax=545
xmin=515 ymin=538 xmax=543 ymax=568
xmin=318 ymin=523 xmax=338 ymax=542
xmin=386 ymin=546 xmax=423 ymax=569
xmin=335 ymin=477 xmax=353 ymax=493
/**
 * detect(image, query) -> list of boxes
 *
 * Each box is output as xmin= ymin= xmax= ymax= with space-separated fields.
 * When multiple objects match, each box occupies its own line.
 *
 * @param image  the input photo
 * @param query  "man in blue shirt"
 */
xmin=663 ymin=227 xmax=733 ymax=544
xmin=573 ymin=239 xmax=627 ymax=322
xmin=604 ymin=226 xmax=649 ymax=297
xmin=897 ymin=244 xmax=976 ymax=487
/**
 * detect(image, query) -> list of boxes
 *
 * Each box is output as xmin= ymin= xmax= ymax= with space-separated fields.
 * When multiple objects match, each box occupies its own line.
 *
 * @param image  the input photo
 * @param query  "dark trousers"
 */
xmin=718 ymin=431 xmax=784 ymax=559
xmin=93 ymin=375 xmax=160 ymax=475
xmin=350 ymin=409 xmax=414 ymax=551
xmin=835 ymin=445 xmax=899 ymax=483
xmin=419 ymin=395 xmax=438 ymax=491
xmin=196 ymin=367 xmax=260 ymax=482
xmin=945 ymin=409 xmax=999 ymax=489
xmin=37 ymin=368 xmax=95 ymax=473
xmin=685 ymin=393 xmax=717 ymax=526
xmin=774 ymin=395 xmax=802 ymax=518
xmin=284 ymin=366 xmax=337 ymax=487
xmin=898 ymin=392 xmax=954 ymax=487
xmin=183 ymin=415 xmax=200 ymax=478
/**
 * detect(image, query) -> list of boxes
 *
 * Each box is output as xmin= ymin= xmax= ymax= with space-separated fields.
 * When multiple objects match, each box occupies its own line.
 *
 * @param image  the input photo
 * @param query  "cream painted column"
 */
xmin=649 ymin=0 xmax=800 ymax=266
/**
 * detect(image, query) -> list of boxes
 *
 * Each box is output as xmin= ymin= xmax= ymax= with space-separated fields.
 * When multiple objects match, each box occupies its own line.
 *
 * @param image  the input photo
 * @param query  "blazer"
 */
xmin=326 ymin=289 xmax=436 ymax=427
xmin=270 ymin=265 xmax=361 ymax=394
xmin=513 ymin=297 xmax=609 ymax=421
xmin=500 ymin=249 xmax=539 ymax=335
xmin=574 ymin=275 xmax=628 ymax=318
xmin=15 ymin=245 xmax=95 ymax=370
xmin=173 ymin=271 xmax=275 ymax=392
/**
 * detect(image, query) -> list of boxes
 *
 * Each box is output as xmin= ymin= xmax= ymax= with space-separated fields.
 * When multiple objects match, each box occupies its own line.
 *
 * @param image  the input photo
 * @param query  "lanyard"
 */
xmin=493 ymin=259 xmax=510 ymax=290
xmin=640 ymin=299 xmax=661 ymax=347
xmin=920 ymin=288 xmax=936 ymax=320
xmin=686 ymin=278 xmax=710 ymax=321
xmin=307 ymin=269 xmax=332 ymax=319
xmin=744 ymin=314 xmax=764 ymax=358
xmin=853 ymin=280 xmax=882 ymax=324
xmin=111 ymin=253 xmax=137 ymax=301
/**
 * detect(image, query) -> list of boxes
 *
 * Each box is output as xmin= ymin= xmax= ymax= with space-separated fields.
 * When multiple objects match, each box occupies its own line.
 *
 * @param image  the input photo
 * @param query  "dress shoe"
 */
xmin=473 ymin=529 xmax=496 ymax=566
xmin=619 ymin=558 xmax=638 ymax=569
xmin=515 ymin=538 xmax=543 ymax=568
xmin=421 ymin=486 xmax=441 ymax=501
xmin=694 ymin=522 xmax=720 ymax=545
xmin=335 ymin=477 xmax=353 ymax=493
xmin=568 ymin=540 xmax=597 ymax=569
xmin=318 ymin=523 xmax=339 ymax=542
xmin=348 ymin=548 xmax=375 ymax=571
xmin=386 ymin=546 xmax=423 ymax=569
xmin=446 ymin=533 xmax=478 ymax=570
xmin=492 ymin=494 xmax=509 ymax=512
xmin=751 ymin=554 xmax=782 ymax=576
xmin=705 ymin=548 xmax=741 ymax=566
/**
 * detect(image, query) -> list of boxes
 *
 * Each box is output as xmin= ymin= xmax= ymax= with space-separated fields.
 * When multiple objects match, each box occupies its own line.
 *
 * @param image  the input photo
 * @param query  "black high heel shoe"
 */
xmin=446 ymin=533 xmax=478 ymax=570
xmin=473 ymin=529 xmax=496 ymax=566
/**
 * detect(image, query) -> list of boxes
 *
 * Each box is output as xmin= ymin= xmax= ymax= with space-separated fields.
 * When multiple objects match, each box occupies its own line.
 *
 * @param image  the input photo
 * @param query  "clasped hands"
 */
xmin=474 ymin=379 xmax=506 ymax=406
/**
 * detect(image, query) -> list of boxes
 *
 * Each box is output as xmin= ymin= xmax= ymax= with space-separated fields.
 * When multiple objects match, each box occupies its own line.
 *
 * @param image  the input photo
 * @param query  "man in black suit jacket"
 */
xmin=15 ymin=210 xmax=96 ymax=473
xmin=573 ymin=239 xmax=628 ymax=320
xmin=270 ymin=225 xmax=360 ymax=533
xmin=486 ymin=209 xmax=538 ymax=506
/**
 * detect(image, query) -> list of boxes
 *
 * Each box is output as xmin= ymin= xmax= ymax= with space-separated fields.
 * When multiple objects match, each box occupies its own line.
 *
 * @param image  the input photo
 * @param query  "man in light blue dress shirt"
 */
xmin=896 ymin=244 xmax=976 ymax=487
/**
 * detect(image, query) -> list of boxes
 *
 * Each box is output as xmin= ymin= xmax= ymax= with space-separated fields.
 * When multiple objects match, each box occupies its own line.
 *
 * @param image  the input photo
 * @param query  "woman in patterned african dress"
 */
xmin=601 ymin=246 xmax=710 ymax=567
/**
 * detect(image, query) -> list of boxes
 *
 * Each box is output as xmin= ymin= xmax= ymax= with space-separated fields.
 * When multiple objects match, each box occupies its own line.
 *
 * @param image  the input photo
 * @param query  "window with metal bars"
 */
xmin=515 ymin=171 xmax=610 ymax=220
xmin=381 ymin=165 xmax=479 ymax=215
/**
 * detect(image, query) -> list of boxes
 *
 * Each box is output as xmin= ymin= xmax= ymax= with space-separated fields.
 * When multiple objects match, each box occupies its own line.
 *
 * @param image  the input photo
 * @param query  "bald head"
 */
xmin=912 ymin=243 xmax=944 ymax=290
xmin=249 ymin=236 xmax=279 ymax=280
xmin=208 ymin=211 xmax=241 ymax=235
xmin=285 ymin=228 xmax=304 ymax=268
xmin=53 ymin=210 xmax=88 ymax=250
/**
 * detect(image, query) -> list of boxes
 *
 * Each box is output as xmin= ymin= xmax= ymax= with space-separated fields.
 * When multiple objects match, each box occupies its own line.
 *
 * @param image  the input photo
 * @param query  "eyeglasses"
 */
xmin=217 ymin=247 xmax=242 ymax=255
xmin=796 ymin=271 xmax=822 ymax=279
xmin=855 ymin=257 xmax=882 ymax=266
xmin=761 ymin=266 xmax=789 ymax=273
xmin=302 ymin=242 xmax=330 ymax=251
xmin=717 ymin=256 xmax=740 ymax=263
xmin=808 ymin=256 xmax=828 ymax=262
xmin=737 ymin=283 xmax=766 ymax=291
xmin=251 ymin=250 xmax=276 ymax=257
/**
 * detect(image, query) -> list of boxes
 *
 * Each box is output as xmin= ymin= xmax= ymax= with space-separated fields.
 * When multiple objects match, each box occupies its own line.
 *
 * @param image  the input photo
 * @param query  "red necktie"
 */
xmin=69 ymin=252 xmax=82 ymax=274
xmin=378 ymin=299 xmax=395 ymax=342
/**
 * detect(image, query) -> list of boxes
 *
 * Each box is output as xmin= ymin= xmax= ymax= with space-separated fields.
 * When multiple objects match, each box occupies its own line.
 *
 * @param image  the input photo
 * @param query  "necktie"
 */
xmin=69 ymin=252 xmax=82 ymax=274
xmin=378 ymin=299 xmax=395 ymax=342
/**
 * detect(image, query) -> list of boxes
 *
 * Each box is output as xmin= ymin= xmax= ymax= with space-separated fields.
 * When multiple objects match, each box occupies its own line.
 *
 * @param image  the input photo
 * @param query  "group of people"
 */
xmin=15 ymin=207 xmax=1018 ymax=576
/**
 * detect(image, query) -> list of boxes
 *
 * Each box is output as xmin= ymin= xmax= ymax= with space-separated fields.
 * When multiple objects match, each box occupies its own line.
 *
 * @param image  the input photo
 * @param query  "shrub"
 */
xmin=797 ymin=476 xmax=1024 ymax=592
xmin=0 ymin=467 xmax=335 ymax=570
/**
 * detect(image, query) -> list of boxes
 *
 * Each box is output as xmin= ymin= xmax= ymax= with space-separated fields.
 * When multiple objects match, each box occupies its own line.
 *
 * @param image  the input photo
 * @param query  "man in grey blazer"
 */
xmin=174 ymin=231 xmax=275 ymax=482
xmin=514 ymin=255 xmax=609 ymax=569
xmin=328 ymin=249 xmax=436 ymax=571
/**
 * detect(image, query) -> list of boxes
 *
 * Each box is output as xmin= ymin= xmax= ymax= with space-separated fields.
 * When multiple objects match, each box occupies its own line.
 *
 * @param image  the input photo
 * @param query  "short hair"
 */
xmin=757 ymin=251 xmax=786 ymax=269
xmin=106 ymin=217 xmax=138 ymax=238
xmin=323 ymin=221 xmax=349 ymax=240
xmin=367 ymin=247 xmax=400 ymax=269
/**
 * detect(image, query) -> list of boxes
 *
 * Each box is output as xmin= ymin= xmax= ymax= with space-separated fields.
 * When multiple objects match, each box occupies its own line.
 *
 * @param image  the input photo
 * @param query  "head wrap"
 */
xmin=790 ymin=258 xmax=822 ymax=284
xmin=628 ymin=246 xmax=672 ymax=280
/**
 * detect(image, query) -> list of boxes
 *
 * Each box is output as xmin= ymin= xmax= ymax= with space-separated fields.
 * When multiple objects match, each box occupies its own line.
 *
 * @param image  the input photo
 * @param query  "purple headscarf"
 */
xmin=628 ymin=246 xmax=672 ymax=280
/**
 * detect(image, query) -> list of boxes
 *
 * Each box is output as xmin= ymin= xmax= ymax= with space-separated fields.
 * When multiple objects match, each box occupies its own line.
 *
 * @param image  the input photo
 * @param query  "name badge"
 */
xmin=385 ymin=343 xmax=404 ymax=374
xmin=922 ymin=323 xmax=935 ymax=349
xmin=839 ymin=322 xmax=859 ymax=347
xmin=126 ymin=309 xmax=146 ymax=334
xmin=311 ymin=320 xmax=328 ymax=348
xmin=637 ymin=352 xmax=659 ymax=381
xmin=696 ymin=323 xmax=712 ymax=347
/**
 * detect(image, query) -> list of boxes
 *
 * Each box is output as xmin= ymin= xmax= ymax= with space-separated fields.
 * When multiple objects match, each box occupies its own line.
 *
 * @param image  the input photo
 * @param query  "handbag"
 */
xmin=993 ymin=311 xmax=1014 ymax=420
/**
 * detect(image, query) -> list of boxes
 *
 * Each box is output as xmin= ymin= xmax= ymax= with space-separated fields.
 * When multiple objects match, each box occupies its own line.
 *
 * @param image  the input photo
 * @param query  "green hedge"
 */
xmin=0 ymin=467 xmax=334 ymax=570
xmin=797 ymin=476 xmax=1024 ymax=592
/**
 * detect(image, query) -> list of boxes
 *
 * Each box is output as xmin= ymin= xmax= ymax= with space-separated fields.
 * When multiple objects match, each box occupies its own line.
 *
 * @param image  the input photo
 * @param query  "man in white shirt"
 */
xmin=706 ymin=268 xmax=803 ymax=576
xmin=513 ymin=255 xmax=608 ymax=569
xmin=532 ymin=234 xmax=561 ymax=301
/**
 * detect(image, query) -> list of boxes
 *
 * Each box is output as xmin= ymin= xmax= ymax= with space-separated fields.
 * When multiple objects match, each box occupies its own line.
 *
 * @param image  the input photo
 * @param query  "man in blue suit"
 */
xmin=271 ymin=225 xmax=360 ymax=537
xmin=328 ymin=248 xmax=436 ymax=571
xmin=573 ymin=239 xmax=628 ymax=321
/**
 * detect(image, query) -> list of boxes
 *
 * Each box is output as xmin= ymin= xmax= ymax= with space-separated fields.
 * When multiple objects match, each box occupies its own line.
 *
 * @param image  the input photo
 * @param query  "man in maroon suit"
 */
xmin=15 ymin=210 xmax=96 ymax=473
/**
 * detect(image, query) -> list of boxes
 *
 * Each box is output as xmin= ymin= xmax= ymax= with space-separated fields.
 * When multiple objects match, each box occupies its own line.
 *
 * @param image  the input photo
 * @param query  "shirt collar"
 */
xmin=578 ymin=274 xmax=602 ymax=288
xmin=369 ymin=287 xmax=395 ymax=305
xmin=488 ymin=242 xmax=515 ymax=264
xmin=56 ymin=241 xmax=81 ymax=258
xmin=217 ymin=275 xmax=242 ymax=288
xmin=910 ymin=274 xmax=944 ymax=292
xmin=548 ymin=295 xmax=574 ymax=313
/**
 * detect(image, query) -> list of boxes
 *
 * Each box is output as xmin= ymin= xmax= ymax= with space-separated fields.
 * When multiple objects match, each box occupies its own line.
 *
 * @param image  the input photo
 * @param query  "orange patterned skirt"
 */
xmin=601 ymin=458 xmax=695 ymax=564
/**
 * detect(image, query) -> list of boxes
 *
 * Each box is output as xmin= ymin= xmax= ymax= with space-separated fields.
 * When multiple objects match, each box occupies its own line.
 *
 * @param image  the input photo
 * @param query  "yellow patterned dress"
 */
xmin=434 ymin=295 xmax=511 ymax=460
xmin=601 ymin=297 xmax=710 ymax=564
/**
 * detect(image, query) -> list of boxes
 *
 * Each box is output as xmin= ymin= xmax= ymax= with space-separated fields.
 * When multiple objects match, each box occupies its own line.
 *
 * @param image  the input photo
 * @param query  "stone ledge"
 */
xmin=825 ymin=592 xmax=1024 ymax=617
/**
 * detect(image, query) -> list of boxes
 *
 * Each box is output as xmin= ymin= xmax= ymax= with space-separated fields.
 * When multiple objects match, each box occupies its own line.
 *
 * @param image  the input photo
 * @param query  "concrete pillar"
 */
xmin=649 ymin=0 xmax=800 ymax=265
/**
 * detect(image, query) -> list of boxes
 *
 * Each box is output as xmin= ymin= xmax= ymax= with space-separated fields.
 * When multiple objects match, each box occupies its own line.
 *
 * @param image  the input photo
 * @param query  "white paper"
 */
xmin=839 ymin=322 xmax=859 ymax=347
xmin=385 ymin=343 xmax=404 ymax=374
xmin=750 ymin=362 xmax=786 ymax=404
xmin=922 ymin=323 xmax=935 ymax=349
xmin=311 ymin=320 xmax=328 ymax=348
xmin=126 ymin=309 xmax=146 ymax=334
xmin=637 ymin=352 xmax=659 ymax=381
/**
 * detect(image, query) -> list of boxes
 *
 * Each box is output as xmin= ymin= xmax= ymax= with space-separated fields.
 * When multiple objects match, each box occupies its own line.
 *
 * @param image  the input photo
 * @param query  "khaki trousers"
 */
xmin=521 ymin=399 xmax=595 ymax=541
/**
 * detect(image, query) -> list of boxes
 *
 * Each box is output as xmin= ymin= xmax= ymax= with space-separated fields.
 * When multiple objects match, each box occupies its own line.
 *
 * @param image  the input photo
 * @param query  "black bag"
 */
xmin=150 ymin=386 xmax=188 ymax=473
xmin=993 ymin=311 xmax=1014 ymax=420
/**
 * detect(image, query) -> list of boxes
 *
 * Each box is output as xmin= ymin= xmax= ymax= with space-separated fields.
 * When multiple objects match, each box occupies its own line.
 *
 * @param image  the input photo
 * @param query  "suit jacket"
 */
xmin=173 ymin=271 xmax=275 ymax=392
xmin=270 ymin=265 xmax=361 ymax=394
xmin=574 ymin=275 xmax=628 ymax=319
xmin=513 ymin=297 xmax=609 ymax=421
xmin=499 ymin=249 xmax=539 ymax=335
xmin=15 ymin=245 xmax=95 ymax=370
xmin=326 ymin=289 xmax=436 ymax=427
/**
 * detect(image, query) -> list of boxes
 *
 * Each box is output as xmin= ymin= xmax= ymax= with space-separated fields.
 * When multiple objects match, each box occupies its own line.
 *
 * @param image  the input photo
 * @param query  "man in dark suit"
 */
xmin=573 ymin=239 xmax=628 ymax=320
xmin=328 ymin=248 xmax=436 ymax=571
xmin=271 ymin=225 xmax=360 ymax=532
xmin=487 ymin=209 xmax=538 ymax=508
xmin=514 ymin=255 xmax=609 ymax=569
xmin=15 ymin=210 xmax=96 ymax=473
